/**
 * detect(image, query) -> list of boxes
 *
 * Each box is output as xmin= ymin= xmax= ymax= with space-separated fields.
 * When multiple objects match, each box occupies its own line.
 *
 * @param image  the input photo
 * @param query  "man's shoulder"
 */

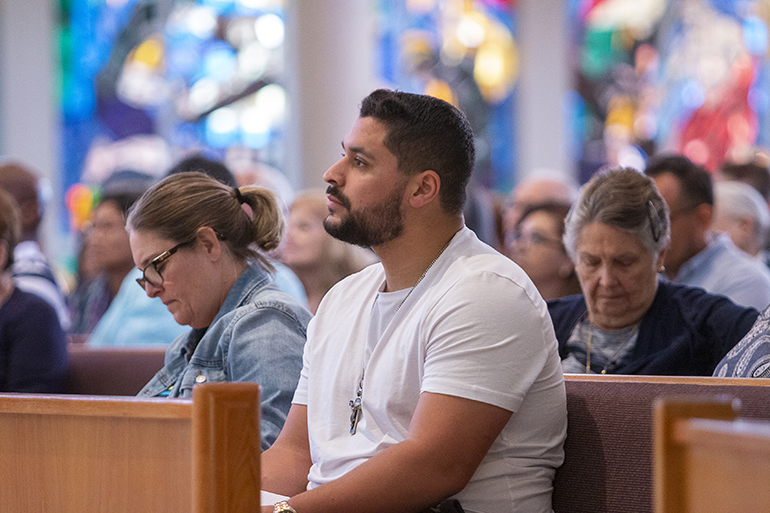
xmin=319 ymin=262 xmax=384 ymax=309
xmin=706 ymin=235 xmax=770 ymax=274
xmin=440 ymin=228 xmax=527 ymax=282
xmin=649 ymin=281 xmax=759 ymax=331
xmin=427 ymin=241 xmax=552 ymax=330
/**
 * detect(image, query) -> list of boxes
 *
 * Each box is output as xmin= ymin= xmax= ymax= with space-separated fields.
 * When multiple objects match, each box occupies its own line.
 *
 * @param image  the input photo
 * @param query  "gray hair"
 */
xmin=714 ymin=180 xmax=770 ymax=246
xmin=564 ymin=167 xmax=670 ymax=260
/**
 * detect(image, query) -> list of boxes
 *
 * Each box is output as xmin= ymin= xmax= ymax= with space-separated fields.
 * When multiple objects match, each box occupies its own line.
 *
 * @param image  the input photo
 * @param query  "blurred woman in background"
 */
xmin=72 ymin=171 xmax=187 ymax=346
xmin=507 ymin=202 xmax=581 ymax=300
xmin=280 ymin=189 xmax=377 ymax=313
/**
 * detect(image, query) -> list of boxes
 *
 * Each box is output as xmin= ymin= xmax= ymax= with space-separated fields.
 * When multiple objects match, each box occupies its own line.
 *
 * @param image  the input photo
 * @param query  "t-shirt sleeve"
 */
xmin=291 ymin=316 xmax=314 ymax=406
xmin=420 ymin=271 xmax=553 ymax=413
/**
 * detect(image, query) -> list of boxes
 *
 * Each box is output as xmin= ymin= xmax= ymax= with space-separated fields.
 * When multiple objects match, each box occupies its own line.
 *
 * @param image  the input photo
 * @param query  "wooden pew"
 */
xmin=0 ymin=382 xmax=261 ymax=512
xmin=654 ymin=396 xmax=770 ymax=513
xmin=553 ymin=375 xmax=770 ymax=513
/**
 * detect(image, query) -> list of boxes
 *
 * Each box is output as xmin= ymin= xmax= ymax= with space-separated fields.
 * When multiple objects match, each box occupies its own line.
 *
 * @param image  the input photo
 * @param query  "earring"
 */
xmin=658 ymin=265 xmax=666 ymax=273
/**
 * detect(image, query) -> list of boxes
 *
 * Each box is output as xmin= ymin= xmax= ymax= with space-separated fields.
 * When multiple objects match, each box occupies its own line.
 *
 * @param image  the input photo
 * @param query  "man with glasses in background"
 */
xmin=646 ymin=154 xmax=770 ymax=310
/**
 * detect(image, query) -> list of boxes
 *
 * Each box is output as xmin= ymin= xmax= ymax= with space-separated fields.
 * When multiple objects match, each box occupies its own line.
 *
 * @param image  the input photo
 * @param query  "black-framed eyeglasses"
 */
xmin=136 ymin=240 xmax=191 ymax=290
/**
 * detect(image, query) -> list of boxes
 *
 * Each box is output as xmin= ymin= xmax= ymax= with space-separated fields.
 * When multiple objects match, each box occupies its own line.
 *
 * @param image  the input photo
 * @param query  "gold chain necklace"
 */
xmin=584 ymin=320 xmax=639 ymax=374
xmin=348 ymin=238 xmax=453 ymax=435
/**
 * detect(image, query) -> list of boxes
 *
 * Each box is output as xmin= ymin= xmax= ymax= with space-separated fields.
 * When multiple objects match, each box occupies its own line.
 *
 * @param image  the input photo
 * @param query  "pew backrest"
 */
xmin=65 ymin=345 xmax=166 ymax=395
xmin=0 ymin=382 xmax=260 ymax=513
xmin=553 ymin=375 xmax=770 ymax=513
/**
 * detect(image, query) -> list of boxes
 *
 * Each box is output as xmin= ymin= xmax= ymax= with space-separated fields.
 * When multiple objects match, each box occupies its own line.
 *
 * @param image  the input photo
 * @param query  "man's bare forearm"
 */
xmin=262 ymin=404 xmax=313 ymax=498
xmin=269 ymin=393 xmax=511 ymax=513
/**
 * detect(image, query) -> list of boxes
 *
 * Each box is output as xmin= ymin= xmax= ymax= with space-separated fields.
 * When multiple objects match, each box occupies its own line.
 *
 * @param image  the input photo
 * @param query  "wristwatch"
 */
xmin=273 ymin=501 xmax=297 ymax=513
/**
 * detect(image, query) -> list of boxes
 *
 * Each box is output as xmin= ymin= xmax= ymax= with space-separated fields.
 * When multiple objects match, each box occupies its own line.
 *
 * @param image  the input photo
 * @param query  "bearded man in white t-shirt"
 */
xmin=261 ymin=89 xmax=567 ymax=513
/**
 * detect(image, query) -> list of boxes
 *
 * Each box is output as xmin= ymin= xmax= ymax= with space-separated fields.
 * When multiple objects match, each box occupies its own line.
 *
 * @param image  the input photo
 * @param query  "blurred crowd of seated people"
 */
xmin=69 ymin=170 xmax=187 ymax=346
xmin=499 ymin=152 xmax=770 ymax=377
xmin=0 ymin=186 xmax=67 ymax=392
xmin=7 ymin=139 xmax=770 ymax=382
xmin=0 ymin=162 xmax=70 ymax=331
xmin=646 ymin=154 xmax=770 ymax=310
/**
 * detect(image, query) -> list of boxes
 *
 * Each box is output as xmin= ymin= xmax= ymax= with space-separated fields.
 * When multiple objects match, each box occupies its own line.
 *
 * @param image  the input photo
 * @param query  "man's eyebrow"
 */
xmin=342 ymin=141 xmax=375 ymax=160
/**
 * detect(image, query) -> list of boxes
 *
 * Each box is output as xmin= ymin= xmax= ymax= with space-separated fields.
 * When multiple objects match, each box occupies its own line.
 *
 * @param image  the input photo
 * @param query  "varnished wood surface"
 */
xmin=675 ymin=418 xmax=770 ymax=512
xmin=0 ymin=406 xmax=192 ymax=511
xmin=193 ymin=382 xmax=261 ymax=512
xmin=0 ymin=392 xmax=192 ymax=418
xmin=0 ymin=382 xmax=261 ymax=513
xmin=653 ymin=397 xmax=738 ymax=513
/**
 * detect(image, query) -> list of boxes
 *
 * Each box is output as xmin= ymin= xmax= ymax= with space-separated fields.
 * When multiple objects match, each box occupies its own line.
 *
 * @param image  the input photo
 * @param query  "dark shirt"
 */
xmin=548 ymin=281 xmax=759 ymax=375
xmin=0 ymin=287 xmax=68 ymax=392
xmin=67 ymin=274 xmax=112 ymax=335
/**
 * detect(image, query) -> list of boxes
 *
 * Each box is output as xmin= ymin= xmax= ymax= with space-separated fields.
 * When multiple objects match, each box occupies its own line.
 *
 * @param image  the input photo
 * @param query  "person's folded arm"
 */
xmin=261 ymin=391 xmax=512 ymax=513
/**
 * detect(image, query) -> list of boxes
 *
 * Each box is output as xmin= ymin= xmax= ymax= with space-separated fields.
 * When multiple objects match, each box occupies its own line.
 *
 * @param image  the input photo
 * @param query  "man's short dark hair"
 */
xmin=720 ymin=161 xmax=770 ymax=201
xmin=644 ymin=154 xmax=713 ymax=208
xmin=359 ymin=89 xmax=475 ymax=215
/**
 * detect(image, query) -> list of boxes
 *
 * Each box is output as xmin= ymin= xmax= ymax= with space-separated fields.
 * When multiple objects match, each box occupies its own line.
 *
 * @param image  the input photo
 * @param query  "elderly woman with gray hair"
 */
xmin=548 ymin=167 xmax=760 ymax=375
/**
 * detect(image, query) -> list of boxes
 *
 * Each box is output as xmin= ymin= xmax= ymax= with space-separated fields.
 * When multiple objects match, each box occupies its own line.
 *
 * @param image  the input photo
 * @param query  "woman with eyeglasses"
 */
xmin=128 ymin=172 xmax=312 ymax=449
xmin=506 ymin=202 xmax=581 ymax=300
xmin=548 ymin=167 xmax=759 ymax=375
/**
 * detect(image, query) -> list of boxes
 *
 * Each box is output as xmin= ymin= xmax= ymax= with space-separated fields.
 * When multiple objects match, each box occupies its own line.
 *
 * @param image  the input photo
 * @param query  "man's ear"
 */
xmin=196 ymin=226 xmax=223 ymax=262
xmin=695 ymin=203 xmax=713 ymax=229
xmin=408 ymin=170 xmax=441 ymax=209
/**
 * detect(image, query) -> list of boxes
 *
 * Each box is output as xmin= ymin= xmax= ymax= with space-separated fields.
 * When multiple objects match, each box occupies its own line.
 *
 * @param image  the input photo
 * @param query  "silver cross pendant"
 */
xmin=349 ymin=378 xmax=363 ymax=435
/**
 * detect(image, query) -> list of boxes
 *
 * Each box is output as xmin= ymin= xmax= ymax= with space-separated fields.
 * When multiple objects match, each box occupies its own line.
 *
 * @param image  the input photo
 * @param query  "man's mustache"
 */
xmin=326 ymin=185 xmax=351 ymax=209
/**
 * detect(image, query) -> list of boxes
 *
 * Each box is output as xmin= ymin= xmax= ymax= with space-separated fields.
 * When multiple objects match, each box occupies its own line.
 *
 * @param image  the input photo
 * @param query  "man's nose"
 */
xmin=323 ymin=158 xmax=345 ymax=186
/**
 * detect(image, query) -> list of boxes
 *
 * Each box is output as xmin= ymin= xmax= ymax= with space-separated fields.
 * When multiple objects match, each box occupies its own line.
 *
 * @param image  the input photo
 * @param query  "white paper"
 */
xmin=261 ymin=490 xmax=290 ymax=506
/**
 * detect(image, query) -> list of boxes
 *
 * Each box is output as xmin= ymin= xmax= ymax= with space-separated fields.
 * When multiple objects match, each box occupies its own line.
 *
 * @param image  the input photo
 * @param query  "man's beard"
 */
xmin=323 ymin=184 xmax=405 ymax=247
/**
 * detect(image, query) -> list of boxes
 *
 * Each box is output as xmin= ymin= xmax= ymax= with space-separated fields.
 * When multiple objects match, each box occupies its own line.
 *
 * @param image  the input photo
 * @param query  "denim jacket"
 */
xmin=139 ymin=263 xmax=312 ymax=448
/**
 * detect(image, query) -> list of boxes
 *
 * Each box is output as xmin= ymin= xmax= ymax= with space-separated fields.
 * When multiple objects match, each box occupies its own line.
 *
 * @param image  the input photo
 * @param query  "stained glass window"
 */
xmin=60 ymin=0 xmax=286 ymax=228
xmin=570 ymin=0 xmax=770 ymax=180
xmin=376 ymin=0 xmax=518 ymax=192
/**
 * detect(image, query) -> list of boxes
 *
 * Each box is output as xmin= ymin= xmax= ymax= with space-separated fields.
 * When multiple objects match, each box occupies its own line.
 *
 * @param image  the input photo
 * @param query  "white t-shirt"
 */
xmin=293 ymin=227 xmax=567 ymax=513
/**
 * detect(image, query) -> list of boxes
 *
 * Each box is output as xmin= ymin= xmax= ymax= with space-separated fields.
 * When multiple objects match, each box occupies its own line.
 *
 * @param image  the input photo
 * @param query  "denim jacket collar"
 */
xmin=140 ymin=263 xmax=275 ymax=395
xmin=209 ymin=263 xmax=271 ymax=327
